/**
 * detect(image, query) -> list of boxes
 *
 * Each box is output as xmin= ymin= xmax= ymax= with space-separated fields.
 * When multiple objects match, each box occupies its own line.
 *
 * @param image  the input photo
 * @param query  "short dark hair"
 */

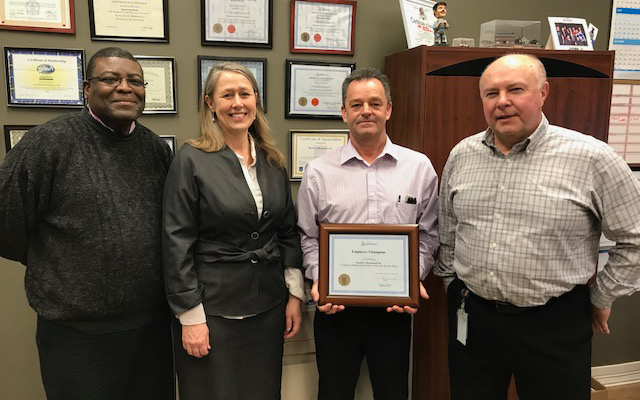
xmin=341 ymin=67 xmax=392 ymax=106
xmin=433 ymin=2 xmax=447 ymax=11
xmin=86 ymin=47 xmax=140 ymax=79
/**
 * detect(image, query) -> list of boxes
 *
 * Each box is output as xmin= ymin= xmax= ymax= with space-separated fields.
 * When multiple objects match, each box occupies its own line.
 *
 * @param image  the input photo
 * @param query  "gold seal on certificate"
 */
xmin=318 ymin=224 xmax=421 ymax=308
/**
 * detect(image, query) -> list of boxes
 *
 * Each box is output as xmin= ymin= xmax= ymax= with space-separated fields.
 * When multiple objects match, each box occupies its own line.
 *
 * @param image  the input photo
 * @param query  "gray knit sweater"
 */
xmin=0 ymin=109 xmax=173 ymax=333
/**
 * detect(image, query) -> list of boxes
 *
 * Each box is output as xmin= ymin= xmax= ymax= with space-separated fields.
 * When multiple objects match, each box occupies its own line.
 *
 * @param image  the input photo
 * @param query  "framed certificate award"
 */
xmin=4 ymin=125 xmax=35 ymax=152
xmin=285 ymin=60 xmax=354 ymax=119
xmin=290 ymin=0 xmax=356 ymax=55
xmin=0 ymin=0 xmax=75 ymax=34
xmin=159 ymin=135 xmax=176 ymax=155
xmin=319 ymin=224 xmax=420 ymax=308
xmin=198 ymin=56 xmax=267 ymax=112
xmin=201 ymin=0 xmax=273 ymax=48
xmin=135 ymin=56 xmax=177 ymax=114
xmin=289 ymin=130 xmax=348 ymax=180
xmin=88 ymin=0 xmax=169 ymax=42
xmin=4 ymin=47 xmax=85 ymax=108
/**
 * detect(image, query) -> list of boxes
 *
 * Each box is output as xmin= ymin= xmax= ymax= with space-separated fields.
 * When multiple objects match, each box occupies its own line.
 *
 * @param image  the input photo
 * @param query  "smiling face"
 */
xmin=83 ymin=57 xmax=145 ymax=133
xmin=205 ymin=71 xmax=257 ymax=138
xmin=434 ymin=4 xmax=447 ymax=18
xmin=479 ymin=55 xmax=549 ymax=151
xmin=341 ymin=78 xmax=392 ymax=148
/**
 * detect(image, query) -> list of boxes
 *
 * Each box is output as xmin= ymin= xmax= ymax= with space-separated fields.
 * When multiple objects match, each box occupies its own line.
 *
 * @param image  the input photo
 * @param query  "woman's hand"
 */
xmin=182 ymin=323 xmax=211 ymax=358
xmin=284 ymin=294 xmax=302 ymax=339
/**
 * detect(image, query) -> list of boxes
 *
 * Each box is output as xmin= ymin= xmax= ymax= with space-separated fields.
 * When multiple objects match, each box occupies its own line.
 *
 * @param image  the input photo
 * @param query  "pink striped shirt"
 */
xmin=296 ymin=136 xmax=439 ymax=281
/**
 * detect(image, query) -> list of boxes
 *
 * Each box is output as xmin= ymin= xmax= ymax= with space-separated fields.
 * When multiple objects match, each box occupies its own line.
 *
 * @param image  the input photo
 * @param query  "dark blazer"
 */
xmin=162 ymin=143 xmax=302 ymax=317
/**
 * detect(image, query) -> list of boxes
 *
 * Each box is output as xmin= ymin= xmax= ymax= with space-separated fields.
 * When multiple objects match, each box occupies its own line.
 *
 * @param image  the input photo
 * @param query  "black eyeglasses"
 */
xmin=87 ymin=75 xmax=147 ymax=88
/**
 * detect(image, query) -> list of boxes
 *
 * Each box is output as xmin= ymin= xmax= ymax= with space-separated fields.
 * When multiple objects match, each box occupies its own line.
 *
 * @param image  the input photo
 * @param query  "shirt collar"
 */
xmin=234 ymin=134 xmax=258 ymax=167
xmin=87 ymin=105 xmax=136 ymax=134
xmin=340 ymin=135 xmax=399 ymax=165
xmin=481 ymin=113 xmax=549 ymax=154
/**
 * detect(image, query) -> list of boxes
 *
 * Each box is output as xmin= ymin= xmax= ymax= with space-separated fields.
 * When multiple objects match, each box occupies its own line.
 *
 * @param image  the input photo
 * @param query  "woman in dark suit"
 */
xmin=162 ymin=62 xmax=304 ymax=400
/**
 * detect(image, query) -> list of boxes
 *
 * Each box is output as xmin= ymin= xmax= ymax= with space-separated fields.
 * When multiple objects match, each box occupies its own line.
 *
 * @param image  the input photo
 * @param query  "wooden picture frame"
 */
xmin=0 ymin=0 xmax=75 ymax=34
xmin=318 ymin=223 xmax=420 ymax=308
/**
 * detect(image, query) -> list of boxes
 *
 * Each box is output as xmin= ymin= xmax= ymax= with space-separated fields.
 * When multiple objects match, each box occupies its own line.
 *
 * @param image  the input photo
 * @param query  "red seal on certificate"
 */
xmin=311 ymin=98 xmax=319 ymax=106
xmin=314 ymin=33 xmax=322 ymax=42
xmin=227 ymin=24 xmax=236 ymax=34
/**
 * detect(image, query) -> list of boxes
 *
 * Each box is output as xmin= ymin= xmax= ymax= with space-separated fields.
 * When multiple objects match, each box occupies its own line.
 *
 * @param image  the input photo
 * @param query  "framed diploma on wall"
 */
xmin=318 ymin=224 xmax=420 ymax=308
xmin=289 ymin=130 xmax=348 ymax=180
xmin=285 ymin=59 xmax=354 ymax=119
xmin=88 ymin=0 xmax=169 ymax=42
xmin=290 ymin=0 xmax=356 ymax=55
xmin=201 ymin=0 xmax=273 ymax=48
xmin=135 ymin=56 xmax=177 ymax=114
xmin=4 ymin=47 xmax=85 ymax=108
xmin=0 ymin=0 xmax=75 ymax=34
xmin=159 ymin=135 xmax=176 ymax=155
xmin=4 ymin=125 xmax=35 ymax=152
xmin=198 ymin=56 xmax=267 ymax=112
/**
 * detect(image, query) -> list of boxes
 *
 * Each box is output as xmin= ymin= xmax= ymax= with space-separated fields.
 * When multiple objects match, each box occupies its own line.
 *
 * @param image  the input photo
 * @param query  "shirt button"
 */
xmin=495 ymin=213 xmax=501 ymax=219
xmin=500 ymin=185 xmax=506 ymax=191
xmin=489 ymin=271 xmax=495 ymax=277
xmin=251 ymin=232 xmax=259 ymax=239
xmin=506 ymin=159 xmax=512 ymax=163
xmin=491 ymin=243 xmax=497 ymax=249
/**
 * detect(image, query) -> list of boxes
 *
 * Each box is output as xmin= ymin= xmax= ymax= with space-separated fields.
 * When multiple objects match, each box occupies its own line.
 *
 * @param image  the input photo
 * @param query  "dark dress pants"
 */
xmin=314 ymin=307 xmax=412 ymax=400
xmin=447 ymin=278 xmax=592 ymax=400
xmin=37 ymin=315 xmax=175 ymax=400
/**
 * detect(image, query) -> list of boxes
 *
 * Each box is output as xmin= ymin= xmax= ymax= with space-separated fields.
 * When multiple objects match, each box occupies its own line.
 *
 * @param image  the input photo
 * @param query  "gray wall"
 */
xmin=1 ymin=1 xmax=635 ymax=399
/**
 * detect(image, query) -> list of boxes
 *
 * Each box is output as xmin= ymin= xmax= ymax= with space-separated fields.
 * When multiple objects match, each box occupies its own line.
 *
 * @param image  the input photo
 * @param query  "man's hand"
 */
xmin=182 ymin=323 xmax=211 ymax=358
xmin=386 ymin=282 xmax=429 ymax=314
xmin=284 ymin=294 xmax=302 ymax=339
xmin=312 ymin=280 xmax=345 ymax=314
xmin=592 ymin=305 xmax=612 ymax=334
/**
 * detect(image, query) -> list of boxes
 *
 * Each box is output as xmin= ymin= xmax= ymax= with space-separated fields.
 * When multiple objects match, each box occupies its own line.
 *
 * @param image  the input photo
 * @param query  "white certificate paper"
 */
xmin=289 ymin=64 xmax=351 ymax=116
xmin=328 ymin=234 xmax=410 ymax=297
xmin=204 ymin=0 xmax=269 ymax=44
xmin=2 ymin=0 xmax=67 ymax=24
xmin=399 ymin=0 xmax=436 ymax=48
xmin=293 ymin=1 xmax=353 ymax=52
xmin=9 ymin=52 xmax=83 ymax=105
xmin=291 ymin=131 xmax=348 ymax=179
xmin=92 ymin=0 xmax=165 ymax=39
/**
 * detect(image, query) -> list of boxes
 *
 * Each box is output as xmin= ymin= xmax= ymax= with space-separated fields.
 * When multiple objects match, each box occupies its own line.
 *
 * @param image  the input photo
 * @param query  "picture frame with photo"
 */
xmin=547 ymin=17 xmax=593 ymax=51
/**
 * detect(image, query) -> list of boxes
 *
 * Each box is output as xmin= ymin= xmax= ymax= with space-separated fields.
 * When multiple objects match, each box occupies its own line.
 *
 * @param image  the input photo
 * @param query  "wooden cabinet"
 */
xmin=384 ymin=46 xmax=614 ymax=400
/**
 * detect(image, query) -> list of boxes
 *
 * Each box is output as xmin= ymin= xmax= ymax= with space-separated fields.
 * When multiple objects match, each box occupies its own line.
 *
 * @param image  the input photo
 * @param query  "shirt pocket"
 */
xmin=393 ymin=202 xmax=419 ymax=224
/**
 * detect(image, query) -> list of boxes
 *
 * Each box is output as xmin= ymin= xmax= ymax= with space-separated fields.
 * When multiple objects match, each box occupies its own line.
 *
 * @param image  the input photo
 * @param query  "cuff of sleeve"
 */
xmin=284 ymin=267 xmax=306 ymax=301
xmin=304 ymin=265 xmax=318 ymax=282
xmin=590 ymin=285 xmax=614 ymax=309
xmin=177 ymin=303 xmax=206 ymax=325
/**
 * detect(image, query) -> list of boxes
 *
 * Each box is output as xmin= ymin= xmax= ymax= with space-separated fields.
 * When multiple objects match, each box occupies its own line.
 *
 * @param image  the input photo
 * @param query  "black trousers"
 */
xmin=173 ymin=300 xmax=286 ymax=400
xmin=36 ymin=316 xmax=175 ymax=400
xmin=314 ymin=307 xmax=412 ymax=400
xmin=447 ymin=278 xmax=592 ymax=400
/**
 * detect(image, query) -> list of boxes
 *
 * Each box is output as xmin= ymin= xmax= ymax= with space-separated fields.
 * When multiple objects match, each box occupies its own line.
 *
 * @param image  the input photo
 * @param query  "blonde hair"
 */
xmin=188 ymin=62 xmax=285 ymax=168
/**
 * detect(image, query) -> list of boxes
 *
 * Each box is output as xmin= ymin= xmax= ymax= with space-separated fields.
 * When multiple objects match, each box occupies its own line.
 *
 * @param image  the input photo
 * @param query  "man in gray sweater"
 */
xmin=0 ymin=47 xmax=174 ymax=400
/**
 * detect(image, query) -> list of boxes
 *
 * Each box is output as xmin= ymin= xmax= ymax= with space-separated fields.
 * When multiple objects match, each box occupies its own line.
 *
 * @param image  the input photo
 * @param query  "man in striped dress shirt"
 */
xmin=297 ymin=68 xmax=439 ymax=400
xmin=436 ymin=54 xmax=640 ymax=400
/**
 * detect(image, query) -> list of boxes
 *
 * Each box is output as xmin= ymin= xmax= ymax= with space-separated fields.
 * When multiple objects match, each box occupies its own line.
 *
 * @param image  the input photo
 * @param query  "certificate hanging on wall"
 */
xmin=4 ymin=125 xmax=35 ymax=152
xmin=319 ymin=224 xmax=420 ymax=308
xmin=290 ymin=0 xmax=356 ymax=55
xmin=135 ymin=56 xmax=177 ymax=114
xmin=198 ymin=56 xmax=267 ymax=112
xmin=0 ymin=0 xmax=75 ymax=34
xmin=4 ymin=47 xmax=85 ymax=108
xmin=289 ymin=130 xmax=349 ymax=180
xmin=89 ymin=0 xmax=169 ymax=42
xmin=201 ymin=0 xmax=272 ymax=48
xmin=285 ymin=60 xmax=354 ymax=119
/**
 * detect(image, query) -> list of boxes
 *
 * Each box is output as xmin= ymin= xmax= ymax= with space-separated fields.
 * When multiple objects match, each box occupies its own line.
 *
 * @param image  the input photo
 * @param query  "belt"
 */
xmin=469 ymin=292 xmax=538 ymax=315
